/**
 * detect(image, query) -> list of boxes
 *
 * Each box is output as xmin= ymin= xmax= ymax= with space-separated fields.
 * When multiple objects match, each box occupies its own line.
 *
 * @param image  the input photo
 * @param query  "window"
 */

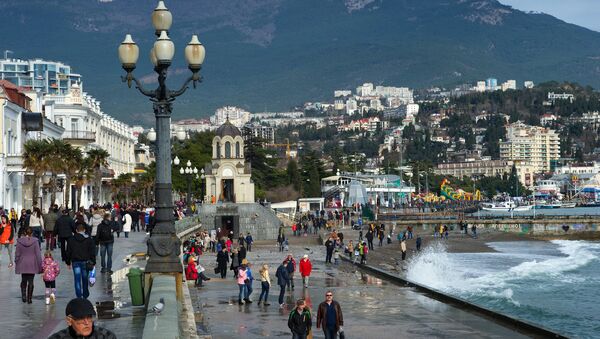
xmin=216 ymin=142 xmax=221 ymax=158
xmin=225 ymin=141 xmax=231 ymax=158
xmin=235 ymin=142 xmax=240 ymax=158
xmin=71 ymin=118 xmax=79 ymax=132
xmin=3 ymin=64 xmax=16 ymax=71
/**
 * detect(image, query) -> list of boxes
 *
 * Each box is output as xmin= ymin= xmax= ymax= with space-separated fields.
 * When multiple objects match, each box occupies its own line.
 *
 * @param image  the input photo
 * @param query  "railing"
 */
xmin=63 ymin=130 xmax=96 ymax=141
xmin=175 ymin=214 xmax=202 ymax=237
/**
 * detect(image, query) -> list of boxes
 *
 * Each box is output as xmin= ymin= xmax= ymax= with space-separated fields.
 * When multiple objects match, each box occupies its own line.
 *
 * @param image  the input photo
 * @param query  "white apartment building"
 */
xmin=0 ymin=58 xmax=81 ymax=95
xmin=334 ymin=90 xmax=352 ymax=98
xmin=210 ymin=106 xmax=251 ymax=127
xmin=524 ymin=81 xmax=535 ymax=89
xmin=499 ymin=121 xmax=560 ymax=173
xmin=501 ymin=80 xmax=516 ymax=91
xmin=172 ymin=119 xmax=213 ymax=133
xmin=554 ymin=162 xmax=600 ymax=175
xmin=346 ymin=98 xmax=358 ymax=115
xmin=435 ymin=159 xmax=537 ymax=188
xmin=356 ymin=83 xmax=374 ymax=96
xmin=242 ymin=123 xmax=275 ymax=144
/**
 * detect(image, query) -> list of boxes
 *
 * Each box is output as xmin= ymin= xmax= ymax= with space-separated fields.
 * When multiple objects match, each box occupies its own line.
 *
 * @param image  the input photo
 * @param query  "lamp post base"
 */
xmin=145 ymin=233 xmax=182 ymax=273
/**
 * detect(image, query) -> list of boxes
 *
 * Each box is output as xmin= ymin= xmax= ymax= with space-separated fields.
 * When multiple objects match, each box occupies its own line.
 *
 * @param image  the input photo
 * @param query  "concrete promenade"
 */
xmin=0 ymin=231 xmax=148 ymax=339
xmin=190 ymin=234 xmax=527 ymax=339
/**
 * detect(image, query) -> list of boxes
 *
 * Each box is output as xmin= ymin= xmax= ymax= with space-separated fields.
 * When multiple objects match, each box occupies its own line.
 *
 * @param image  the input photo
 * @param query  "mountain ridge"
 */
xmin=1 ymin=0 xmax=600 ymax=124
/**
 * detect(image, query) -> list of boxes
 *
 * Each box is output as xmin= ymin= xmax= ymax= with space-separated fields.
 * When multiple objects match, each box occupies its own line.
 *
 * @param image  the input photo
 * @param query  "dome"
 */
xmin=215 ymin=118 xmax=241 ymax=138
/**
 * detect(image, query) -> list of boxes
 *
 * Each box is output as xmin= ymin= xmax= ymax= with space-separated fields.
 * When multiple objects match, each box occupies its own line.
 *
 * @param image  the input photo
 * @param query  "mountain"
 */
xmin=2 ymin=0 xmax=600 ymax=124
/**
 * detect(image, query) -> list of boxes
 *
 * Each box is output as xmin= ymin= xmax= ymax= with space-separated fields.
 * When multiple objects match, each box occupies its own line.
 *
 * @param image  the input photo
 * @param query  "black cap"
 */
xmin=65 ymin=298 xmax=96 ymax=319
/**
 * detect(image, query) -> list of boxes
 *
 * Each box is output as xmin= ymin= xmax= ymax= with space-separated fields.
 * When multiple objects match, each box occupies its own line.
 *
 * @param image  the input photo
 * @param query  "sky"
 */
xmin=500 ymin=0 xmax=600 ymax=32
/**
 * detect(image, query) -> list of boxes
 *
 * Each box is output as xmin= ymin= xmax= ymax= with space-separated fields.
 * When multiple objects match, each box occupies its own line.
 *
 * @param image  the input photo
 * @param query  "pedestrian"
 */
xmin=288 ymin=298 xmax=312 ymax=339
xmin=0 ymin=214 xmax=15 ymax=268
xmin=325 ymin=238 xmax=334 ymax=264
xmin=245 ymin=232 xmax=253 ymax=252
xmin=353 ymin=245 xmax=359 ymax=264
xmin=378 ymin=230 xmax=384 ymax=247
xmin=333 ymin=249 xmax=340 ymax=265
xmin=216 ymin=249 xmax=229 ymax=279
xmin=277 ymin=233 xmax=285 ymax=252
xmin=400 ymin=237 xmax=407 ymax=261
xmin=258 ymin=264 xmax=271 ymax=306
xmin=471 ymin=224 xmax=477 ymax=238
xmin=443 ymin=225 xmax=449 ymax=240
xmin=416 ymin=234 xmax=422 ymax=251
xmin=316 ymin=290 xmax=344 ymax=339
xmin=55 ymin=209 xmax=75 ymax=263
xmin=366 ymin=230 xmax=374 ymax=250
xmin=239 ymin=244 xmax=247 ymax=264
xmin=17 ymin=208 xmax=29 ymax=238
xmin=286 ymin=253 xmax=296 ymax=291
xmin=122 ymin=209 xmax=132 ymax=238
xmin=237 ymin=262 xmax=249 ymax=305
xmin=29 ymin=207 xmax=44 ymax=245
xmin=299 ymin=254 xmax=312 ymax=288
xmin=42 ymin=250 xmax=60 ymax=305
xmin=238 ymin=232 xmax=246 ymax=247
xmin=360 ymin=241 xmax=368 ymax=264
xmin=276 ymin=259 xmax=290 ymax=307
xmin=65 ymin=223 xmax=96 ymax=299
xmin=87 ymin=208 xmax=103 ymax=247
xmin=230 ymin=248 xmax=240 ymax=278
xmin=43 ymin=206 xmax=59 ymax=251
xmin=96 ymin=212 xmax=114 ymax=274
xmin=185 ymin=255 xmax=199 ymax=286
xmin=48 ymin=298 xmax=117 ymax=339
xmin=244 ymin=259 xmax=254 ymax=302
xmin=15 ymin=227 xmax=42 ymax=304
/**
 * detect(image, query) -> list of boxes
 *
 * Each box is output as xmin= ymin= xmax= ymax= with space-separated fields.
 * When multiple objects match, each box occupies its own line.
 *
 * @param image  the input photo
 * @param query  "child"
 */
xmin=42 ymin=251 xmax=60 ymax=305
xmin=353 ymin=246 xmax=360 ymax=264
xmin=333 ymin=249 xmax=340 ymax=265
xmin=186 ymin=256 xmax=199 ymax=286
xmin=283 ymin=238 xmax=289 ymax=252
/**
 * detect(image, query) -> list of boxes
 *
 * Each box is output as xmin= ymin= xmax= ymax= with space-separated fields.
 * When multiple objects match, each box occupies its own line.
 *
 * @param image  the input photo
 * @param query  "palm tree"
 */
xmin=23 ymin=139 xmax=50 ymax=207
xmin=87 ymin=149 xmax=110 ymax=204
xmin=74 ymin=157 xmax=93 ymax=210
xmin=45 ymin=138 xmax=70 ymax=206
xmin=59 ymin=144 xmax=83 ymax=209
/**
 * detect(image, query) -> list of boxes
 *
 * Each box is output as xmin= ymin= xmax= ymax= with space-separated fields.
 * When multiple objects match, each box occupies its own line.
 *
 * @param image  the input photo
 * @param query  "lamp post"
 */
xmin=200 ymin=168 xmax=205 ymax=203
xmin=179 ymin=160 xmax=197 ymax=210
xmin=118 ymin=0 xmax=206 ymax=274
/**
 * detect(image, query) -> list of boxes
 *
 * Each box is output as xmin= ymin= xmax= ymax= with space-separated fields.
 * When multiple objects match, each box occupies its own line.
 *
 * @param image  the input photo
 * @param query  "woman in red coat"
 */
xmin=299 ymin=254 xmax=312 ymax=288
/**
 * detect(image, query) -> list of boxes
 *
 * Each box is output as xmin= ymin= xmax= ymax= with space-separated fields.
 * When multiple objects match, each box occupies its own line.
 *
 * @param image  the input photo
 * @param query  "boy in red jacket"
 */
xmin=299 ymin=254 xmax=312 ymax=288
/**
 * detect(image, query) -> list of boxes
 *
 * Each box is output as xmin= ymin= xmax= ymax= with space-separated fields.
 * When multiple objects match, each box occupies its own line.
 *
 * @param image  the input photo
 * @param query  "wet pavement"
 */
xmin=0 ymin=231 xmax=149 ymax=339
xmin=191 ymin=234 xmax=528 ymax=339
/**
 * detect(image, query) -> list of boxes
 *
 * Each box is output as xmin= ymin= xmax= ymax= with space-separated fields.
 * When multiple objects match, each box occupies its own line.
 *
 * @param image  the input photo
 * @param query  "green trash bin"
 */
xmin=127 ymin=267 xmax=145 ymax=306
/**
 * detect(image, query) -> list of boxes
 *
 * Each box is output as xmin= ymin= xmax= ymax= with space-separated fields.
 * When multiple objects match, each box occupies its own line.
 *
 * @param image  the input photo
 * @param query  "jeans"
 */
xmin=258 ymin=281 xmax=269 ymax=302
xmin=100 ymin=242 xmax=113 ymax=271
xmin=238 ymin=284 xmax=248 ymax=302
xmin=292 ymin=333 xmax=307 ymax=339
xmin=45 ymin=231 xmax=56 ymax=250
xmin=1 ymin=243 xmax=13 ymax=264
xmin=323 ymin=328 xmax=338 ymax=339
xmin=246 ymin=282 xmax=253 ymax=299
xmin=278 ymin=284 xmax=286 ymax=305
xmin=124 ymin=232 xmax=129 ymax=238
xmin=302 ymin=276 xmax=309 ymax=287
xmin=31 ymin=226 xmax=42 ymax=245
xmin=59 ymin=237 xmax=69 ymax=262
xmin=72 ymin=261 xmax=90 ymax=299
xmin=287 ymin=272 xmax=295 ymax=289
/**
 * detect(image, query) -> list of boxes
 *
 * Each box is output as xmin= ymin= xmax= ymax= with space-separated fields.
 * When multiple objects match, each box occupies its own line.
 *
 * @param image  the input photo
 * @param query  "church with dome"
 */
xmin=197 ymin=119 xmax=281 ymax=240
xmin=204 ymin=118 xmax=255 ymax=203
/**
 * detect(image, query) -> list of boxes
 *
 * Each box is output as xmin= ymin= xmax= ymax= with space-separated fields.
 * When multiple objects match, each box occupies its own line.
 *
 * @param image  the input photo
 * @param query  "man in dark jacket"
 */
xmin=216 ymin=249 xmax=229 ymax=278
xmin=366 ymin=230 xmax=374 ymax=250
xmin=96 ymin=212 xmax=114 ymax=274
xmin=288 ymin=298 xmax=312 ymax=339
xmin=43 ymin=206 xmax=59 ymax=251
xmin=65 ymin=223 xmax=96 ymax=299
xmin=276 ymin=260 xmax=290 ymax=307
xmin=316 ymin=290 xmax=344 ymax=339
xmin=49 ymin=298 xmax=116 ymax=339
xmin=55 ymin=209 xmax=75 ymax=262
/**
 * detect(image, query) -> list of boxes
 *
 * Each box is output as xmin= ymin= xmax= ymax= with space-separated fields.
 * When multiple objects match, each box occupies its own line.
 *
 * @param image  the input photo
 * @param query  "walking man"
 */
xmin=288 ymin=298 xmax=312 ymax=339
xmin=276 ymin=259 xmax=290 ymax=307
xmin=316 ymin=290 xmax=344 ymax=339
xmin=366 ymin=230 xmax=374 ymax=250
xmin=55 ymin=209 xmax=75 ymax=263
xmin=65 ymin=223 xmax=96 ymax=299
xmin=96 ymin=213 xmax=114 ymax=274
xmin=245 ymin=232 xmax=253 ymax=252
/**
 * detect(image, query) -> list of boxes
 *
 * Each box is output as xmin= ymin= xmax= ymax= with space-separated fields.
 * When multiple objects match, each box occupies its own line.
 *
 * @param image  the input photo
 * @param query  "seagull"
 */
xmin=150 ymin=298 xmax=165 ymax=315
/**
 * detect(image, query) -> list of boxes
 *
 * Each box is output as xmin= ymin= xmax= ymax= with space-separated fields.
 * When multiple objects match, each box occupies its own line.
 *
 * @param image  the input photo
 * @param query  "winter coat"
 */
xmin=299 ymin=258 xmax=312 ymax=277
xmin=122 ymin=213 xmax=132 ymax=232
xmin=88 ymin=214 xmax=103 ymax=237
xmin=316 ymin=300 xmax=344 ymax=332
xmin=237 ymin=266 xmax=248 ymax=285
xmin=288 ymin=308 xmax=312 ymax=335
xmin=96 ymin=220 xmax=114 ymax=245
xmin=216 ymin=250 xmax=229 ymax=267
xmin=15 ymin=236 xmax=42 ymax=274
xmin=401 ymin=240 xmax=407 ymax=252
xmin=55 ymin=215 xmax=76 ymax=238
xmin=42 ymin=257 xmax=60 ymax=282
xmin=276 ymin=264 xmax=290 ymax=287
xmin=0 ymin=222 xmax=14 ymax=245
xmin=65 ymin=232 xmax=96 ymax=266
xmin=260 ymin=268 xmax=271 ymax=285
xmin=43 ymin=212 xmax=59 ymax=232
xmin=28 ymin=214 xmax=44 ymax=228
xmin=48 ymin=326 xmax=117 ymax=339
xmin=286 ymin=258 xmax=296 ymax=274
xmin=186 ymin=261 xmax=199 ymax=280
xmin=230 ymin=253 xmax=239 ymax=269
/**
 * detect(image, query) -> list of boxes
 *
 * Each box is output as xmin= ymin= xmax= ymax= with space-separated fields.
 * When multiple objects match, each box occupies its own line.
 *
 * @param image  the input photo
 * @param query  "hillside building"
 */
xmin=499 ymin=121 xmax=560 ymax=174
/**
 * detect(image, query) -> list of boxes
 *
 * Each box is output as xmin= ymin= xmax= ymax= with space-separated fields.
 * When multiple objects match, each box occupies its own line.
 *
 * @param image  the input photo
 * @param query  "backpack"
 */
xmin=364 ymin=246 xmax=369 ymax=254
xmin=98 ymin=223 xmax=112 ymax=242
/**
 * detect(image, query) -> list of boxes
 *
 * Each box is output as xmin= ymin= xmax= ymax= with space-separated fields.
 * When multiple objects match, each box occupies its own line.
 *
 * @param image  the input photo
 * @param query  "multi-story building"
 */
xmin=435 ymin=159 xmax=537 ymax=188
xmin=242 ymin=123 xmax=275 ymax=144
xmin=383 ymin=103 xmax=419 ymax=119
xmin=0 ymin=58 xmax=81 ymax=95
xmin=501 ymin=80 xmax=516 ymax=91
xmin=210 ymin=106 xmax=251 ymax=127
xmin=171 ymin=118 xmax=213 ymax=133
xmin=499 ymin=121 xmax=560 ymax=173
xmin=524 ymin=81 xmax=535 ymax=89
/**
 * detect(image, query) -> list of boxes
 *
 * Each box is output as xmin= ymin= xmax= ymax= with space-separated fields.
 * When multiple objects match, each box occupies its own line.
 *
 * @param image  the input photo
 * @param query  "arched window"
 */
xmin=235 ymin=142 xmax=241 ymax=158
xmin=216 ymin=142 xmax=221 ymax=158
xmin=225 ymin=141 xmax=231 ymax=158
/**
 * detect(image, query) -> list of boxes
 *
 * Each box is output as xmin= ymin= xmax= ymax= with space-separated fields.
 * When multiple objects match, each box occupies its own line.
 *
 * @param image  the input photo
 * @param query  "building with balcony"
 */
xmin=0 ymin=58 xmax=81 ymax=95
xmin=499 ymin=121 xmax=560 ymax=174
xmin=435 ymin=159 xmax=537 ymax=188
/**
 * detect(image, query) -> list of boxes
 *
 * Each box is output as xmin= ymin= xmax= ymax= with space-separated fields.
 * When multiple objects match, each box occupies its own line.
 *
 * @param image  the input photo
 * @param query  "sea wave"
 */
xmin=405 ymin=240 xmax=600 ymax=306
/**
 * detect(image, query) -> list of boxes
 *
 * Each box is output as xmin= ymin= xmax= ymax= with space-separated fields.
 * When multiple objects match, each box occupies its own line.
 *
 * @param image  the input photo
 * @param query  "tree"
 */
xmin=59 ymin=144 xmax=83 ymax=209
xmin=87 ymin=149 xmax=110 ymax=204
xmin=286 ymin=159 xmax=301 ymax=191
xmin=23 ymin=139 xmax=50 ymax=207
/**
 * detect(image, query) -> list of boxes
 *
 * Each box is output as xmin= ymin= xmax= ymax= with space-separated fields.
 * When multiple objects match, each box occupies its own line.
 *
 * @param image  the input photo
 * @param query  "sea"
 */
xmin=406 ymin=240 xmax=600 ymax=338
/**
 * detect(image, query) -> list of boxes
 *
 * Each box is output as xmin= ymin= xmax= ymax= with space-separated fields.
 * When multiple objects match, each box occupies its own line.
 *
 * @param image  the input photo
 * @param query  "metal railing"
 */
xmin=62 ymin=130 xmax=96 ymax=140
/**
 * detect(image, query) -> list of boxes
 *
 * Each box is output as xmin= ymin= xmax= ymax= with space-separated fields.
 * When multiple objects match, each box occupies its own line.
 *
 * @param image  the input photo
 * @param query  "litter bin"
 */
xmin=127 ymin=267 xmax=145 ymax=306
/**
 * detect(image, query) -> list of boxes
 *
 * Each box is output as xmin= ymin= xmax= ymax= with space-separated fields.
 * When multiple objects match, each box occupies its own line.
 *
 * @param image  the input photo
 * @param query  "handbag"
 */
xmin=244 ymin=278 xmax=250 ymax=284
xmin=214 ymin=266 xmax=220 ymax=274
xmin=86 ymin=260 xmax=95 ymax=271
xmin=339 ymin=330 xmax=345 ymax=339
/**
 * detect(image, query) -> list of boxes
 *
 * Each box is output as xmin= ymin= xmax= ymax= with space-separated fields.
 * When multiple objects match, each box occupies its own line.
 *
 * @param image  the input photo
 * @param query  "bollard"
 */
xmin=127 ymin=267 xmax=145 ymax=306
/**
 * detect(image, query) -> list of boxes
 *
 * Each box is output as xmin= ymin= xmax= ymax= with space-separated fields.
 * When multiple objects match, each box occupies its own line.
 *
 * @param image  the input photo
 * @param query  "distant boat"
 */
xmin=561 ymin=202 xmax=576 ymax=208
xmin=482 ymin=201 xmax=534 ymax=212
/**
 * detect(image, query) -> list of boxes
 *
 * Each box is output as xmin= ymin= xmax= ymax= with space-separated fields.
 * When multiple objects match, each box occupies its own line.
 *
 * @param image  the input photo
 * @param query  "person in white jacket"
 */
xmin=122 ymin=210 xmax=132 ymax=238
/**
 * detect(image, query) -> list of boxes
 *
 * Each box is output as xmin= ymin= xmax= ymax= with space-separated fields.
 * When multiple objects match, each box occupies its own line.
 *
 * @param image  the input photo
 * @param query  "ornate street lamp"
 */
xmin=118 ymin=0 xmax=206 ymax=274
